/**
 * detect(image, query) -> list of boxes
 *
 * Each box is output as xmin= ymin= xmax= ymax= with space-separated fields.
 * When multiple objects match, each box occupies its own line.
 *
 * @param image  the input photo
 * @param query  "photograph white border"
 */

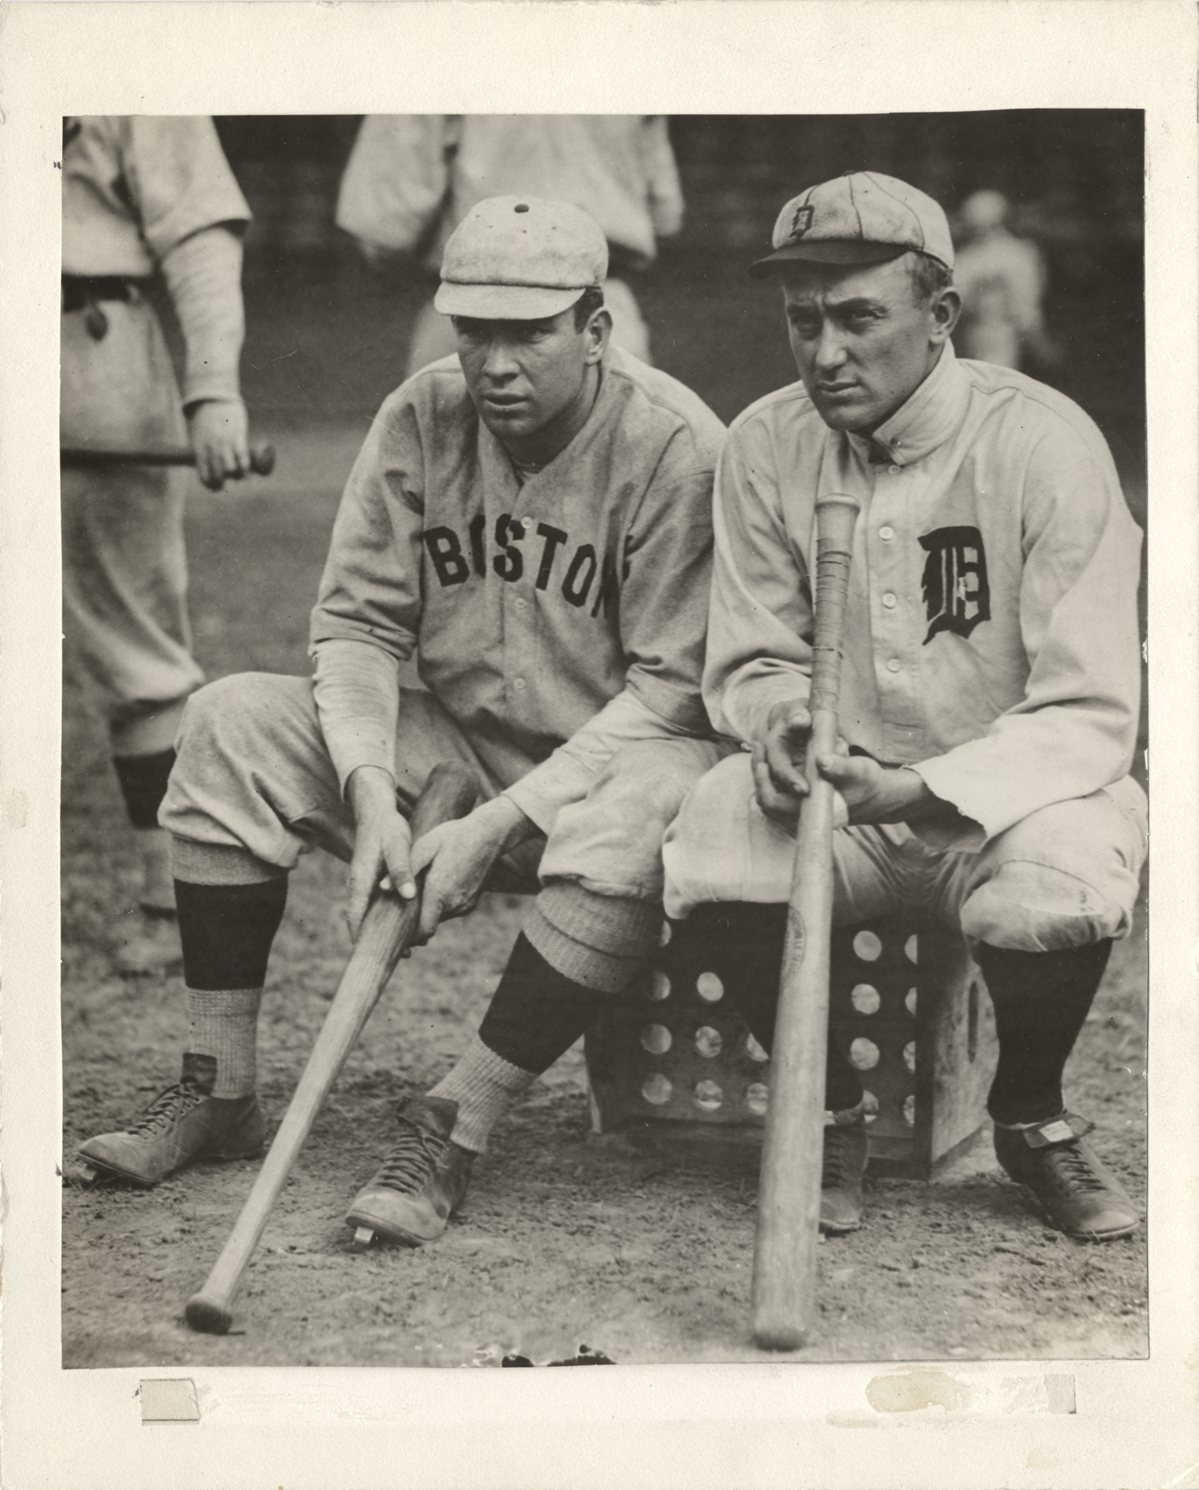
xmin=2 ymin=3 xmax=1196 ymax=1486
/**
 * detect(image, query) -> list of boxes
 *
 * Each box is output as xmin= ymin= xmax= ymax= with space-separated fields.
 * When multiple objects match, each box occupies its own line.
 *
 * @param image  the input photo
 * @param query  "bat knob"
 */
xmin=185 ymin=1292 xmax=234 ymax=1335
xmin=249 ymin=443 xmax=276 ymax=477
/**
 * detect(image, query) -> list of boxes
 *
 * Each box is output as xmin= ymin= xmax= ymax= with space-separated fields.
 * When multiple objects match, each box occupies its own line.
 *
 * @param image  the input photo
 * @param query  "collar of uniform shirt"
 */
xmin=846 ymin=340 xmax=973 ymax=470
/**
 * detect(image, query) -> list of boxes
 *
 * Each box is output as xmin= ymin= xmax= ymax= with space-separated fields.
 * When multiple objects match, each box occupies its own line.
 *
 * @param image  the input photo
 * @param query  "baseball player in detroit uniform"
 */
xmin=335 ymin=115 xmax=684 ymax=373
xmin=62 ymin=116 xmax=251 ymax=976
xmin=662 ymin=171 xmax=1146 ymax=1240
xmin=79 ymin=197 xmax=727 ymax=1246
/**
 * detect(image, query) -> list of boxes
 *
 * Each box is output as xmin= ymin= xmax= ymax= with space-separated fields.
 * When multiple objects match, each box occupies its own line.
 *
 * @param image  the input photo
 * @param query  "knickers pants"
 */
xmin=162 ymin=673 xmax=724 ymax=908
xmin=662 ymin=752 xmax=1147 ymax=953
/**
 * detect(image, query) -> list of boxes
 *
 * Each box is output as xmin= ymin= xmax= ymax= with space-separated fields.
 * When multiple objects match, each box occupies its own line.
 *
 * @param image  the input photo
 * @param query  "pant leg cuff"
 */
xmin=170 ymin=836 xmax=287 ymax=886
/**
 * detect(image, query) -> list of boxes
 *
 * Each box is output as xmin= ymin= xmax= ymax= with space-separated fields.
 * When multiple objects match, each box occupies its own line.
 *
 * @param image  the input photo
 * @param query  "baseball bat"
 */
xmin=183 ymin=760 xmax=481 ymax=1335
xmin=61 ymin=442 xmax=276 ymax=476
xmin=751 ymin=492 xmax=860 ymax=1351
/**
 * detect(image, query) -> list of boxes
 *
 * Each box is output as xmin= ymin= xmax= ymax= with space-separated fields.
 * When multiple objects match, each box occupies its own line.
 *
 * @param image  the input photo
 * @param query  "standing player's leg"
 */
xmin=932 ymin=777 xmax=1148 ymax=1239
xmin=344 ymin=736 xmax=725 ymax=1246
xmin=61 ymin=291 xmax=202 ymax=977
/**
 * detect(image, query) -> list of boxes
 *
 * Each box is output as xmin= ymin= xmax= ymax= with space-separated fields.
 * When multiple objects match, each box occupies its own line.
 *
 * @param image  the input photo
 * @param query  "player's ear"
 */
xmin=929 ymin=286 xmax=962 ymax=344
xmin=583 ymin=307 xmax=612 ymax=365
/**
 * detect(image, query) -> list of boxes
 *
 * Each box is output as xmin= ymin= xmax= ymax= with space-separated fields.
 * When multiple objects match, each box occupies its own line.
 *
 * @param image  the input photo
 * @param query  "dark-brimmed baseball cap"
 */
xmin=749 ymin=171 xmax=954 ymax=278
xmin=434 ymin=196 xmax=608 ymax=320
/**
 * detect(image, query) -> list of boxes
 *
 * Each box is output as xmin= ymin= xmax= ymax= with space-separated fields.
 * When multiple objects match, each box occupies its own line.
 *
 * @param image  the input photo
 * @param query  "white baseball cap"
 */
xmin=750 ymin=171 xmax=955 ymax=277
xmin=435 ymin=196 xmax=608 ymax=320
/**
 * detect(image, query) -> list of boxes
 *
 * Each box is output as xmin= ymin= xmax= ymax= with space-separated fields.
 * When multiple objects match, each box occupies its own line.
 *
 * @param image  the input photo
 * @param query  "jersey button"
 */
xmin=879 ymin=525 xmax=894 ymax=541
xmin=882 ymin=592 xmax=897 ymax=609
xmin=886 ymin=658 xmax=901 ymax=673
xmin=889 ymin=465 xmax=901 ymax=475
xmin=514 ymin=598 xmax=527 ymax=612
xmin=513 ymin=678 xmax=526 ymax=691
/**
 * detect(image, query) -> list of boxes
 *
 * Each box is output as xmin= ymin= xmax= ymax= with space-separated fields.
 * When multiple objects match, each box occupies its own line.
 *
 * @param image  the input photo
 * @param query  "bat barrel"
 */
xmin=751 ymin=493 xmax=860 ymax=1351
xmin=183 ymin=761 xmax=480 ymax=1334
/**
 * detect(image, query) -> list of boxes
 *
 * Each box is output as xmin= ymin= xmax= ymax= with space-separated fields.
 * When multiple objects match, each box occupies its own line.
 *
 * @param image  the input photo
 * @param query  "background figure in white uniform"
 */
xmin=62 ymin=116 xmax=252 ymax=975
xmin=335 ymin=115 xmax=684 ymax=373
xmin=953 ymin=188 xmax=1050 ymax=370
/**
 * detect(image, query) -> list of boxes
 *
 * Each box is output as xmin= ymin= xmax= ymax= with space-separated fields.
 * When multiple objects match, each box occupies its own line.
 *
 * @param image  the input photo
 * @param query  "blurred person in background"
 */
xmin=61 ymin=116 xmax=252 ymax=977
xmin=953 ymin=189 xmax=1054 ymax=372
xmin=335 ymin=115 xmax=684 ymax=373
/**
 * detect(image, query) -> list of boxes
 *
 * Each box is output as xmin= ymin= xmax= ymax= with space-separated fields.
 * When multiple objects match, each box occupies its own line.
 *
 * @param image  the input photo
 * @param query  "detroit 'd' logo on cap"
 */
xmin=789 ymin=204 xmax=815 ymax=240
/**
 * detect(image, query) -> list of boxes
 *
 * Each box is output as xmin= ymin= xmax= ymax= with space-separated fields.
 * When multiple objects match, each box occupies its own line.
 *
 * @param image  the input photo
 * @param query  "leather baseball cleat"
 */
xmin=113 ymin=905 xmax=184 ymax=978
xmin=345 ymin=1096 xmax=475 ymax=1247
xmin=77 ymin=1053 xmax=264 ymax=1186
xmin=993 ymin=1112 xmax=1139 ymax=1240
xmin=820 ymin=1105 xmax=869 ymax=1235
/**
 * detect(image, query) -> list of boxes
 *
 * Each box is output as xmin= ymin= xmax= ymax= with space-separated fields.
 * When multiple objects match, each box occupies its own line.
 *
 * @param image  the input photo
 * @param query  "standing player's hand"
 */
xmin=410 ymin=797 xmax=531 ymax=942
xmin=187 ymin=398 xmax=251 ymax=491
xmin=346 ymin=766 xmax=415 ymax=943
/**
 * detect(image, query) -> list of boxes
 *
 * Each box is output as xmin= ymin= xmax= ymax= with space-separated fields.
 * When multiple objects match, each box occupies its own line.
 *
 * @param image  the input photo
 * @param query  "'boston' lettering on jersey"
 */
xmin=422 ymin=513 xmax=620 ymax=619
xmin=918 ymin=525 xmax=990 ymax=644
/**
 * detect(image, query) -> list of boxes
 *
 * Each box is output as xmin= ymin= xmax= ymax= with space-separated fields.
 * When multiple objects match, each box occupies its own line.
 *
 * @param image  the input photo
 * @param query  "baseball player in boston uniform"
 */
xmin=62 ymin=116 xmax=251 ymax=976
xmin=78 ymin=198 xmax=727 ymax=1243
xmin=662 ymin=172 xmax=1146 ymax=1240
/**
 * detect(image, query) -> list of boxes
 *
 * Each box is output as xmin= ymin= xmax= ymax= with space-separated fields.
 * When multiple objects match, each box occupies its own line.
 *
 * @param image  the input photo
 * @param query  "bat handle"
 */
xmin=183 ymin=760 xmax=480 ymax=1334
xmin=248 ymin=443 xmax=275 ymax=477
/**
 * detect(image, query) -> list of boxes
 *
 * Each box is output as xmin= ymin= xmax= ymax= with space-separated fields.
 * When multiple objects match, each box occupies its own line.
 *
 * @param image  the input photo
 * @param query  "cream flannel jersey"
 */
xmin=704 ymin=342 xmax=1143 ymax=842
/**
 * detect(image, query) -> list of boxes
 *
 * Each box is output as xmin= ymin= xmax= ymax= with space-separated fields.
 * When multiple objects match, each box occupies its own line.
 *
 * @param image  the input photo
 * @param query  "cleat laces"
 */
xmin=127 ymin=1083 xmax=205 ymax=1140
xmin=1040 ymin=1141 xmax=1108 ymax=1196
xmin=822 ymin=1128 xmax=860 ymax=1190
xmin=374 ymin=1122 xmax=448 ymax=1195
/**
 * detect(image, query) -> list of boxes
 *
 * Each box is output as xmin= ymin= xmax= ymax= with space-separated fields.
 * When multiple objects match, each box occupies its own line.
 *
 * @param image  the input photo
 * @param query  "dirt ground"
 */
xmin=60 ymin=424 xmax=1149 ymax=1370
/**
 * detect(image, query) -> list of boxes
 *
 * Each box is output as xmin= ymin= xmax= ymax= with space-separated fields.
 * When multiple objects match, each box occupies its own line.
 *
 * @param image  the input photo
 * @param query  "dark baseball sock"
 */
xmin=174 ymin=877 xmax=289 ymax=992
xmin=112 ymin=748 xmax=177 ymax=829
xmin=975 ymin=939 xmax=1113 ymax=1127
xmin=688 ymin=902 xmax=864 ymax=1114
xmin=477 ymin=932 xmax=607 ymax=1074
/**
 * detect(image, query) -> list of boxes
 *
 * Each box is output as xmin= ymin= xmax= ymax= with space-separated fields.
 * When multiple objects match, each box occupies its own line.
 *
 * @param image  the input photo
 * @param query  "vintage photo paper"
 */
xmin=2 ymin=3 xmax=1197 ymax=1487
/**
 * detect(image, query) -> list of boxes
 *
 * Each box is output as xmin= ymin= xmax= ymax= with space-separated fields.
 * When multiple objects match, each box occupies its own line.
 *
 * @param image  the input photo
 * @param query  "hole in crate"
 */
xmin=640 ymin=1024 xmax=672 ymax=1055
xmin=902 ymin=1093 xmax=916 ymax=1126
xmin=850 ymin=982 xmax=880 ymax=1015
xmin=642 ymin=1073 xmax=672 ymax=1105
xmin=853 ymin=930 xmax=882 ymax=962
xmin=650 ymin=970 xmax=671 ymax=1002
xmin=746 ymin=1082 xmax=769 ymax=1116
xmin=904 ymin=934 xmax=918 ymax=964
xmin=696 ymin=971 xmax=724 ymax=1003
xmin=693 ymin=1079 xmax=722 ymax=1112
xmin=861 ymin=1090 xmax=879 ymax=1125
xmin=659 ymin=920 xmax=673 ymax=948
xmin=745 ymin=1033 xmax=769 ymax=1063
xmin=903 ymin=1040 xmax=916 ymax=1073
xmin=905 ymin=987 xmax=917 ymax=1017
xmin=849 ymin=1037 xmax=880 ymax=1070
xmin=695 ymin=1025 xmax=722 ymax=1058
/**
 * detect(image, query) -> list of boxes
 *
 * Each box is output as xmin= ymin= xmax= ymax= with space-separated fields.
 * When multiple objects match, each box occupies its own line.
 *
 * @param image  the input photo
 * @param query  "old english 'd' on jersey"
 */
xmin=704 ymin=342 xmax=1142 ymax=842
xmin=310 ymin=345 xmax=723 ymax=827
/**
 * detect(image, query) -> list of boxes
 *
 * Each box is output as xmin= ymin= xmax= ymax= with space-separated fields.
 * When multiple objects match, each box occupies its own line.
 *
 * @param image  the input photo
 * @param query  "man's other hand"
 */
xmin=410 ymin=797 xmax=532 ymax=942
xmin=753 ymin=700 xmax=813 ymax=828
xmin=346 ymin=765 xmax=414 ymax=942
xmin=815 ymin=755 xmax=936 ymax=825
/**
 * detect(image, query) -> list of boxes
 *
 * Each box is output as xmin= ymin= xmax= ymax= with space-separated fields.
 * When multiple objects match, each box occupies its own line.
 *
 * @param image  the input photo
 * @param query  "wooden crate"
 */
xmin=584 ymin=913 xmax=997 ymax=1179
